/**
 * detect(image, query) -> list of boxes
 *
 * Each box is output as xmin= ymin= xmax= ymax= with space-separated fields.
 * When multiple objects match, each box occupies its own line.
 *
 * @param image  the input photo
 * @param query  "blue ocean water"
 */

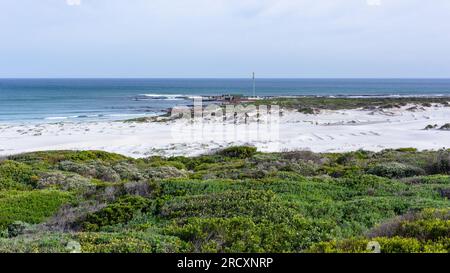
xmin=1 ymin=78 xmax=450 ymax=123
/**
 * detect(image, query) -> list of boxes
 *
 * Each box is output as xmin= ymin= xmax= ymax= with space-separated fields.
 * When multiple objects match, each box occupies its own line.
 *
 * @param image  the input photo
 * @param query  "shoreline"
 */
xmin=2 ymin=95 xmax=450 ymax=125
xmin=1 ymin=98 xmax=450 ymax=158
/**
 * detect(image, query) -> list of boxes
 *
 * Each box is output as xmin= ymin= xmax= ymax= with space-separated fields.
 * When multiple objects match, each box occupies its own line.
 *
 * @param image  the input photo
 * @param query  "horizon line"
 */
xmin=2 ymin=77 xmax=450 ymax=80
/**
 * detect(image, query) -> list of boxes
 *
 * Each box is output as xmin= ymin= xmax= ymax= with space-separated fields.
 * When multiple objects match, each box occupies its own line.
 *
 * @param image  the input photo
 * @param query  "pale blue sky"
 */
xmin=1 ymin=0 xmax=450 ymax=78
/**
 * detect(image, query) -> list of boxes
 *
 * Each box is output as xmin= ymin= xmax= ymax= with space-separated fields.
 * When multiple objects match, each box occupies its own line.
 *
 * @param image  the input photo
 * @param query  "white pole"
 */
xmin=252 ymin=72 xmax=256 ymax=98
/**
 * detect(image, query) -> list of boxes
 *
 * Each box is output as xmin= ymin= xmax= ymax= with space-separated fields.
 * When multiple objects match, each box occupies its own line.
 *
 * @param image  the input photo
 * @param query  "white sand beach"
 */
xmin=1 ymin=104 xmax=449 ymax=158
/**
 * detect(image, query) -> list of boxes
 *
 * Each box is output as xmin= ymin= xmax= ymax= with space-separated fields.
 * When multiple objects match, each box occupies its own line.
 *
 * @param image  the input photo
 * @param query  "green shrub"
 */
xmin=0 ymin=179 xmax=30 ymax=191
xmin=399 ymin=219 xmax=450 ymax=241
xmin=165 ymin=217 xmax=335 ymax=253
xmin=368 ymin=208 xmax=450 ymax=241
xmin=298 ymin=107 xmax=316 ymax=115
xmin=159 ymin=190 xmax=300 ymax=223
xmin=77 ymin=232 xmax=186 ymax=253
xmin=395 ymin=148 xmax=419 ymax=153
xmin=281 ymin=150 xmax=323 ymax=163
xmin=11 ymin=150 xmax=128 ymax=165
xmin=252 ymin=158 xmax=319 ymax=177
xmin=145 ymin=166 xmax=188 ymax=180
xmin=0 ymin=161 xmax=37 ymax=189
xmin=82 ymin=195 xmax=151 ymax=231
xmin=59 ymin=161 xmax=121 ymax=182
xmin=427 ymin=150 xmax=450 ymax=174
xmin=112 ymin=162 xmax=143 ymax=181
xmin=37 ymin=171 xmax=95 ymax=192
xmin=368 ymin=162 xmax=425 ymax=178
xmin=0 ymin=190 xmax=73 ymax=228
xmin=0 ymin=233 xmax=73 ymax=253
xmin=144 ymin=158 xmax=187 ymax=170
xmin=7 ymin=221 xmax=31 ymax=238
xmin=2 ymin=149 xmax=450 ymax=253
xmin=218 ymin=146 xmax=257 ymax=159
xmin=402 ymin=175 xmax=450 ymax=185
xmin=320 ymin=165 xmax=362 ymax=178
xmin=334 ymin=174 xmax=408 ymax=196
xmin=308 ymin=237 xmax=450 ymax=253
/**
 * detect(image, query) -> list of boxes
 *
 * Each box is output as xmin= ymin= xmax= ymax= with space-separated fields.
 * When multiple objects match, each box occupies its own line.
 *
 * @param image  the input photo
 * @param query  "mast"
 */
xmin=252 ymin=72 xmax=256 ymax=98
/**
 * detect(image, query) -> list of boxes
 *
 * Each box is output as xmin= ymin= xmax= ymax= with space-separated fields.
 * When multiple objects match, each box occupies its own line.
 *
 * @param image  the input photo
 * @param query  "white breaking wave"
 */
xmin=107 ymin=113 xmax=147 ymax=117
xmin=138 ymin=94 xmax=188 ymax=100
xmin=44 ymin=116 xmax=69 ymax=120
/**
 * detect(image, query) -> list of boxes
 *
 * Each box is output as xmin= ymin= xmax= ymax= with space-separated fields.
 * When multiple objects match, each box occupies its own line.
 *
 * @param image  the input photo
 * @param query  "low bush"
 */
xmin=401 ymin=175 xmax=450 ymax=185
xmin=0 ymin=232 xmax=73 ymax=253
xmin=253 ymin=159 xmax=319 ymax=177
xmin=0 ymin=161 xmax=37 ymax=190
xmin=218 ymin=146 xmax=257 ymax=159
xmin=123 ymin=181 xmax=154 ymax=197
xmin=10 ymin=150 xmax=128 ymax=165
xmin=145 ymin=166 xmax=188 ymax=180
xmin=333 ymin=174 xmax=408 ymax=196
xmin=368 ymin=209 xmax=450 ymax=241
xmin=144 ymin=157 xmax=187 ymax=170
xmin=1 ymin=149 xmax=449 ymax=253
xmin=82 ymin=195 xmax=151 ymax=231
xmin=281 ymin=150 xmax=325 ymax=163
xmin=37 ymin=171 xmax=95 ymax=192
xmin=112 ymin=162 xmax=143 ymax=181
xmin=165 ymin=216 xmax=335 ymax=253
xmin=427 ymin=150 xmax=450 ymax=174
xmin=77 ymin=232 xmax=185 ymax=253
xmin=7 ymin=221 xmax=31 ymax=238
xmin=159 ymin=190 xmax=299 ymax=223
xmin=59 ymin=161 xmax=121 ymax=182
xmin=395 ymin=148 xmax=419 ymax=153
xmin=367 ymin=162 xmax=425 ymax=178
xmin=308 ymin=237 xmax=450 ymax=253
xmin=0 ymin=190 xmax=73 ymax=228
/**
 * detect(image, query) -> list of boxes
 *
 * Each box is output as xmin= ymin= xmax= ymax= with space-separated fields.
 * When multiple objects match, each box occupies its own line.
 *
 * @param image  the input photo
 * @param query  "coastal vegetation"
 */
xmin=0 ymin=147 xmax=449 ymax=253
xmin=250 ymin=96 xmax=450 ymax=112
xmin=121 ymin=96 xmax=450 ymax=123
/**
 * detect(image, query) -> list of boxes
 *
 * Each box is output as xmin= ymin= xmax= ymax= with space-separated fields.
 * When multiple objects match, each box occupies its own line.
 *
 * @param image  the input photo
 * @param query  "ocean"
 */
xmin=1 ymin=78 xmax=450 ymax=123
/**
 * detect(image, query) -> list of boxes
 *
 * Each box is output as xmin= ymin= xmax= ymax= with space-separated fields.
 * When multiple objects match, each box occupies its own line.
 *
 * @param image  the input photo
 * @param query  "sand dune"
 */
xmin=1 ymin=104 xmax=449 ymax=158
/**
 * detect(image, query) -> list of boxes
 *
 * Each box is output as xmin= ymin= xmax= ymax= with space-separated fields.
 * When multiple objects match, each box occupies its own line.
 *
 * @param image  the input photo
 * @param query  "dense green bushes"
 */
xmin=0 ymin=161 xmax=37 ymax=190
xmin=164 ymin=216 xmax=335 ymax=253
xmin=427 ymin=150 xmax=450 ymax=174
xmin=82 ymin=195 xmax=151 ymax=231
xmin=37 ymin=171 xmax=95 ymax=192
xmin=367 ymin=162 xmax=426 ymax=178
xmin=218 ymin=146 xmax=257 ymax=159
xmin=402 ymin=175 xmax=450 ymax=185
xmin=253 ymin=97 xmax=450 ymax=111
xmin=309 ymin=208 xmax=450 ymax=253
xmin=308 ymin=237 xmax=450 ymax=253
xmin=368 ymin=209 xmax=450 ymax=240
xmin=0 ymin=148 xmax=449 ymax=253
xmin=0 ymin=190 xmax=73 ymax=228
xmin=159 ymin=190 xmax=301 ymax=223
xmin=112 ymin=162 xmax=143 ymax=181
xmin=145 ymin=166 xmax=188 ymax=180
xmin=59 ymin=160 xmax=121 ymax=182
xmin=77 ymin=232 xmax=185 ymax=253
xmin=6 ymin=221 xmax=31 ymax=238
xmin=0 ymin=233 xmax=74 ymax=253
xmin=10 ymin=150 xmax=128 ymax=165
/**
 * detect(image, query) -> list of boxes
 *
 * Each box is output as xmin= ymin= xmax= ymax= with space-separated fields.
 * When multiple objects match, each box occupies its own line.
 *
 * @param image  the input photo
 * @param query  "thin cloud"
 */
xmin=66 ymin=0 xmax=81 ymax=6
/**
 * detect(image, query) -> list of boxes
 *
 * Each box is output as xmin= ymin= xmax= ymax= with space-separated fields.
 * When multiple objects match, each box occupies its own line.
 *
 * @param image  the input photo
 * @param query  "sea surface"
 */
xmin=1 ymin=78 xmax=450 ymax=123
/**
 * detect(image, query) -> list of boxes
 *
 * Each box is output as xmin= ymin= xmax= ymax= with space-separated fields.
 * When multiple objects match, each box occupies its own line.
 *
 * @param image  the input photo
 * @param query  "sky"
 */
xmin=1 ymin=0 xmax=450 ymax=78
